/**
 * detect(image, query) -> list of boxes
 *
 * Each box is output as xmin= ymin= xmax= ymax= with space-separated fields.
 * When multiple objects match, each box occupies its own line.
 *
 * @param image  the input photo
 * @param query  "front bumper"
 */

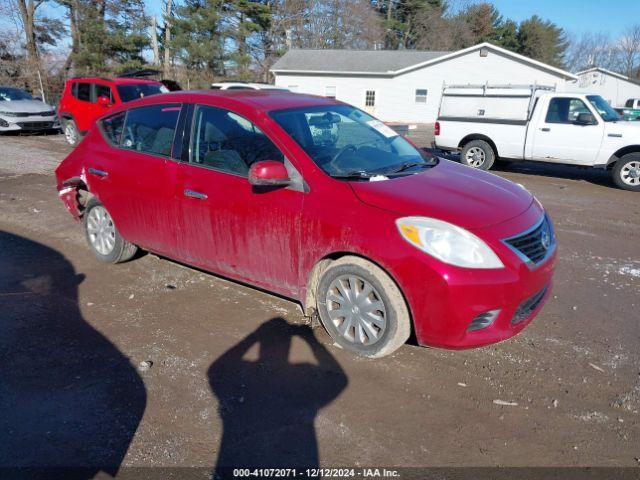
xmin=393 ymin=204 xmax=556 ymax=349
xmin=0 ymin=114 xmax=59 ymax=132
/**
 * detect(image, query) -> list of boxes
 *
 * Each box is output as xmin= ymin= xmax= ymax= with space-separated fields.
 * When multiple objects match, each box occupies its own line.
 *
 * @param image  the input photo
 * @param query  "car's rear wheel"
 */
xmin=613 ymin=153 xmax=640 ymax=191
xmin=316 ymin=256 xmax=410 ymax=358
xmin=84 ymin=199 xmax=137 ymax=263
xmin=460 ymin=140 xmax=495 ymax=170
xmin=63 ymin=118 xmax=80 ymax=146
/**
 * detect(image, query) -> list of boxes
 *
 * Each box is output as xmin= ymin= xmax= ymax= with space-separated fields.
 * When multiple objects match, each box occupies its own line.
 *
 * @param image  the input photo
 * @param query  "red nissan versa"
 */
xmin=58 ymin=77 xmax=168 ymax=146
xmin=55 ymin=90 xmax=556 ymax=358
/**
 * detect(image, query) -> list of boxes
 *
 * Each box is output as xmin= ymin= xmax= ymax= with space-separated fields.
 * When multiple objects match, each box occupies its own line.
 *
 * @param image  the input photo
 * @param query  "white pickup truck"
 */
xmin=434 ymin=84 xmax=640 ymax=191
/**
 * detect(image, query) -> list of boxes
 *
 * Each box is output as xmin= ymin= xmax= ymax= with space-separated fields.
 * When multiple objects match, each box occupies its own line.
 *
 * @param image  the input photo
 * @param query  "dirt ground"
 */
xmin=0 ymin=130 xmax=639 ymax=476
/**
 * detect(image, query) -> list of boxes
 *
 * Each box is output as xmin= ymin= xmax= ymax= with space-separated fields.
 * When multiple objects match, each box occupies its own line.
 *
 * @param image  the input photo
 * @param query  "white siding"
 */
xmin=274 ymin=48 xmax=570 ymax=123
xmin=569 ymin=70 xmax=640 ymax=107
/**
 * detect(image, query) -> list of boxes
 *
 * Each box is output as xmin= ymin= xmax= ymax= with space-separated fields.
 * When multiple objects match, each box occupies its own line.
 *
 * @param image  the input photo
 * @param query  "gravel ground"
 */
xmin=0 ymin=131 xmax=638 ymax=476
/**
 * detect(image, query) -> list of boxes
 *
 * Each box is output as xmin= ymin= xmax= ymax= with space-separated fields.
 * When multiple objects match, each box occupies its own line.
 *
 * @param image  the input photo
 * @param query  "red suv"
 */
xmin=58 ymin=77 xmax=167 ymax=146
xmin=55 ymin=91 xmax=556 ymax=358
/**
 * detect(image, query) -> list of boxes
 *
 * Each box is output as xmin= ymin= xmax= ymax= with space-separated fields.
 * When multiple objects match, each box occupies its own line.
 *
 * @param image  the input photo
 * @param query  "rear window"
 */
xmin=120 ymin=104 xmax=181 ymax=157
xmin=625 ymin=99 xmax=634 ymax=108
xmin=116 ymin=83 xmax=167 ymax=103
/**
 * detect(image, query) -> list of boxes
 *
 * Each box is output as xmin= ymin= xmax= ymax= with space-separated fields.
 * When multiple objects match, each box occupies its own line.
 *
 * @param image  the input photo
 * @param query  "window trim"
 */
xmin=186 ymin=103 xmax=286 ymax=179
xmin=415 ymin=88 xmax=428 ymax=104
xmin=98 ymin=103 xmax=183 ymax=160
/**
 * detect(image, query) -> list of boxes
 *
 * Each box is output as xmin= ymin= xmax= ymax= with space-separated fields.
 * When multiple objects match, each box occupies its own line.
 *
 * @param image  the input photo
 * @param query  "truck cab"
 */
xmin=435 ymin=84 xmax=640 ymax=191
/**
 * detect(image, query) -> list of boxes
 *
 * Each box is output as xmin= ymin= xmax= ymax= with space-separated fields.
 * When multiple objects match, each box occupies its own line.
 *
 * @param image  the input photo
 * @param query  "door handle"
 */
xmin=184 ymin=189 xmax=207 ymax=200
xmin=88 ymin=167 xmax=108 ymax=177
xmin=540 ymin=128 xmax=551 ymax=132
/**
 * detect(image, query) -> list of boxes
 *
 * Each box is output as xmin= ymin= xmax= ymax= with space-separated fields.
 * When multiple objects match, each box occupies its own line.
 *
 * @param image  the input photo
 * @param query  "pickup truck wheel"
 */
xmin=613 ymin=154 xmax=640 ymax=191
xmin=316 ymin=256 xmax=410 ymax=358
xmin=84 ymin=199 xmax=138 ymax=263
xmin=461 ymin=140 xmax=495 ymax=170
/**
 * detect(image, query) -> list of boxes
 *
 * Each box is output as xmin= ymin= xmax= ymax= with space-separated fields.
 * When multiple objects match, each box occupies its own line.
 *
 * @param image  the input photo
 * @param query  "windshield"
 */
xmin=0 ymin=87 xmax=33 ymax=102
xmin=587 ymin=95 xmax=619 ymax=122
xmin=116 ymin=83 xmax=167 ymax=103
xmin=270 ymin=105 xmax=435 ymax=179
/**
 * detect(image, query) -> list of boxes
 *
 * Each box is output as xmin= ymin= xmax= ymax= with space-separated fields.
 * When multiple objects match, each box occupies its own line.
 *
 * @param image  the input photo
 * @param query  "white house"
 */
xmin=271 ymin=42 xmax=577 ymax=124
xmin=571 ymin=67 xmax=640 ymax=107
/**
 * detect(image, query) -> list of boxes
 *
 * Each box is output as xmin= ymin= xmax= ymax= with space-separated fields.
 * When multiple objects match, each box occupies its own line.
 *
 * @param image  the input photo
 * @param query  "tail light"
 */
xmin=434 ymin=121 xmax=440 ymax=136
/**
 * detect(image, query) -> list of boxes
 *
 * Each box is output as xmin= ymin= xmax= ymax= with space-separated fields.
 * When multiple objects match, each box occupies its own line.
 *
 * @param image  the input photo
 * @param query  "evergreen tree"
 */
xmin=518 ymin=15 xmax=568 ymax=68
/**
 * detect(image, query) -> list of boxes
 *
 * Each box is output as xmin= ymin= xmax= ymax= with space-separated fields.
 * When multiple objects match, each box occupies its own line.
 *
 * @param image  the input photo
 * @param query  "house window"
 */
xmin=325 ymin=86 xmax=336 ymax=98
xmin=365 ymin=90 xmax=376 ymax=107
xmin=415 ymin=89 xmax=428 ymax=103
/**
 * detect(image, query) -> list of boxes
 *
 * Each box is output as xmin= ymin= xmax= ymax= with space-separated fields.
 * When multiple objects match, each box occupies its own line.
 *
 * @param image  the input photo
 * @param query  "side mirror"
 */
xmin=248 ymin=160 xmax=290 ymax=187
xmin=98 ymin=95 xmax=111 ymax=107
xmin=575 ymin=112 xmax=595 ymax=125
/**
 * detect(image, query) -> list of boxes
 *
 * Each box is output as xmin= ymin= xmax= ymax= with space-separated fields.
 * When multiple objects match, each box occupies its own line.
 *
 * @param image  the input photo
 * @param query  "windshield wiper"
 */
xmin=385 ymin=161 xmax=432 ymax=176
xmin=330 ymin=170 xmax=374 ymax=180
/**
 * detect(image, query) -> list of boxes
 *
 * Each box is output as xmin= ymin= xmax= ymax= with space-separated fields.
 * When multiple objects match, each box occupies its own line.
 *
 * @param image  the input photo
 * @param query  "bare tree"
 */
xmin=617 ymin=24 xmax=640 ymax=77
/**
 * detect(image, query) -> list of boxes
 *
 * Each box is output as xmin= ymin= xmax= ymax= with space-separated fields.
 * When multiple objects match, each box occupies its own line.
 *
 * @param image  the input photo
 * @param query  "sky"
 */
xmin=480 ymin=0 xmax=640 ymax=36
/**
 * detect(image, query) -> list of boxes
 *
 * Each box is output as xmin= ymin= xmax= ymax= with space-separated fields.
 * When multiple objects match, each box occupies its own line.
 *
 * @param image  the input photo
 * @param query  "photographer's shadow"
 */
xmin=0 ymin=231 xmax=146 ymax=479
xmin=209 ymin=318 xmax=348 ymax=475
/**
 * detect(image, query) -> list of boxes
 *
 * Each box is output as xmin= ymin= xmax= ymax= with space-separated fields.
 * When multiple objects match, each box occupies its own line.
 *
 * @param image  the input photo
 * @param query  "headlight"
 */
xmin=396 ymin=217 xmax=504 ymax=269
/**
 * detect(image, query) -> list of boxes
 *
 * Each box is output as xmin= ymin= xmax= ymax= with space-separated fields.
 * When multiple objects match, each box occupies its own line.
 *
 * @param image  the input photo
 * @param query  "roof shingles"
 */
xmin=271 ymin=49 xmax=451 ymax=74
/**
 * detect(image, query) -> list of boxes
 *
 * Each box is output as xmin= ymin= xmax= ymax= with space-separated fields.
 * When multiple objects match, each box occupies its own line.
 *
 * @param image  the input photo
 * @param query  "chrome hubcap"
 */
xmin=87 ymin=206 xmax=116 ymax=255
xmin=465 ymin=147 xmax=485 ymax=167
xmin=325 ymin=275 xmax=387 ymax=346
xmin=621 ymin=161 xmax=640 ymax=186
xmin=65 ymin=123 xmax=76 ymax=144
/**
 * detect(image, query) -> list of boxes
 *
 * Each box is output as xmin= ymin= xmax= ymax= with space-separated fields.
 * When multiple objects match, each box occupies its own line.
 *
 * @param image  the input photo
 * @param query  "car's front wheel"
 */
xmin=316 ymin=256 xmax=411 ymax=358
xmin=613 ymin=153 xmax=640 ymax=191
xmin=63 ymin=118 xmax=80 ymax=146
xmin=84 ymin=199 xmax=137 ymax=263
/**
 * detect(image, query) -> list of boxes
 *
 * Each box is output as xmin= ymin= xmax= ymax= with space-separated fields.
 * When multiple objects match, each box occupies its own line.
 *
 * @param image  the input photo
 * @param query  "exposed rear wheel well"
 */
xmin=458 ymin=134 xmax=499 ymax=158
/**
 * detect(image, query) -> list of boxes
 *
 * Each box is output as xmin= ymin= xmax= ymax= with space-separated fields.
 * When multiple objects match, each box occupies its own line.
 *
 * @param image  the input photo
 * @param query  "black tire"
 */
xmin=612 ymin=153 xmax=640 ymax=191
xmin=316 ymin=256 xmax=410 ymax=358
xmin=460 ymin=139 xmax=495 ymax=170
xmin=84 ymin=198 xmax=137 ymax=263
xmin=62 ymin=118 xmax=80 ymax=147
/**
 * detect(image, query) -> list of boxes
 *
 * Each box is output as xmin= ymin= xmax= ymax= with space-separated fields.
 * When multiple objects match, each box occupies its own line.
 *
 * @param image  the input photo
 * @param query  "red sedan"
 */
xmin=55 ymin=90 xmax=556 ymax=358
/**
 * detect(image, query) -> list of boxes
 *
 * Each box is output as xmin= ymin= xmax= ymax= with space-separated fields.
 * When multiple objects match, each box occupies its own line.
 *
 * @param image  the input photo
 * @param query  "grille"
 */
xmin=504 ymin=215 xmax=554 ymax=266
xmin=17 ymin=121 xmax=54 ymax=129
xmin=511 ymin=286 xmax=548 ymax=325
xmin=3 ymin=111 xmax=54 ymax=117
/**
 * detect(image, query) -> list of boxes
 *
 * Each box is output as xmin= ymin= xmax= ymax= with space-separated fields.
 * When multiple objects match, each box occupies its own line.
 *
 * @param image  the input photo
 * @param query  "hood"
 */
xmin=605 ymin=120 xmax=640 ymax=135
xmin=0 ymin=99 xmax=54 ymax=113
xmin=349 ymin=159 xmax=534 ymax=230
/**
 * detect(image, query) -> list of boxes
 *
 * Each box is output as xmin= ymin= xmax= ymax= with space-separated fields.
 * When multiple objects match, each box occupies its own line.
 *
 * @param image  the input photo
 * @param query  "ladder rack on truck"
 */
xmin=438 ymin=83 xmax=557 ymax=123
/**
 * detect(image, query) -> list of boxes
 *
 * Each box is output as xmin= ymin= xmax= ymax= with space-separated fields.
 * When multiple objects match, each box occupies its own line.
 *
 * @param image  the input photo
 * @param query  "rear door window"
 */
xmin=75 ymin=83 xmax=92 ymax=102
xmin=121 ymin=104 xmax=181 ymax=157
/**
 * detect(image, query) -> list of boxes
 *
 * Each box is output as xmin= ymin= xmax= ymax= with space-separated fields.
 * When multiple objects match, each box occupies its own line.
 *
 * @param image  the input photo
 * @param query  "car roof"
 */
xmin=68 ymin=77 xmax=162 ymax=86
xmin=116 ymin=89 xmax=343 ymax=113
